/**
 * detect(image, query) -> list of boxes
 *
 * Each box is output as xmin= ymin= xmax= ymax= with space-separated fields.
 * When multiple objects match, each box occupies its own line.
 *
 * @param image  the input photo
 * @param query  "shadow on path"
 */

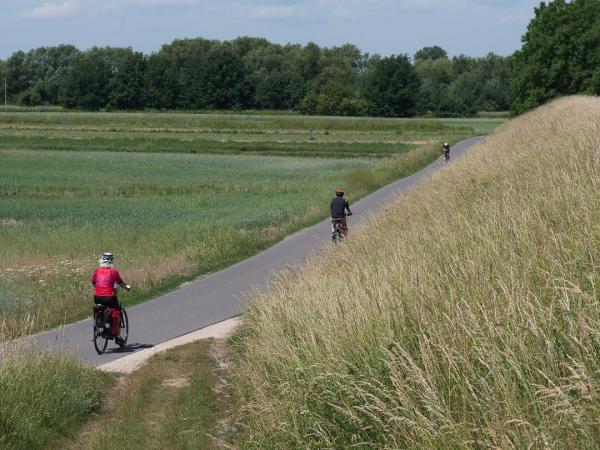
xmin=102 ymin=343 xmax=154 ymax=355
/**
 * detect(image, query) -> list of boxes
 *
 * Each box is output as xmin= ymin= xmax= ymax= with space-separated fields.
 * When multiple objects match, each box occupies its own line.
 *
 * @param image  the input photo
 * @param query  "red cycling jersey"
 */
xmin=92 ymin=267 xmax=123 ymax=297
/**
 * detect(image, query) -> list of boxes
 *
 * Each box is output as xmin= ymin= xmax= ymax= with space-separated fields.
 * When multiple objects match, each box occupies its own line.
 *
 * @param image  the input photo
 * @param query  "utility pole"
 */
xmin=4 ymin=77 xmax=6 ymax=106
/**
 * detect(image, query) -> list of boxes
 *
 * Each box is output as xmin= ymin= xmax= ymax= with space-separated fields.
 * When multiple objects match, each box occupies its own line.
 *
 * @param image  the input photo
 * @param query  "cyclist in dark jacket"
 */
xmin=330 ymin=189 xmax=352 ymax=235
xmin=443 ymin=142 xmax=450 ymax=161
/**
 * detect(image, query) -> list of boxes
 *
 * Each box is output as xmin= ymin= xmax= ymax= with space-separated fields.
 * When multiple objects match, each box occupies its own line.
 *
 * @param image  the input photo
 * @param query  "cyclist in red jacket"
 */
xmin=91 ymin=252 xmax=130 ymax=345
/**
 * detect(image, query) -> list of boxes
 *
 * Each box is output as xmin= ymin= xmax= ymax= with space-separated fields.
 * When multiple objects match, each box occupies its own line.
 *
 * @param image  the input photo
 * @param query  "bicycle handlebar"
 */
xmin=114 ymin=283 xmax=132 ymax=291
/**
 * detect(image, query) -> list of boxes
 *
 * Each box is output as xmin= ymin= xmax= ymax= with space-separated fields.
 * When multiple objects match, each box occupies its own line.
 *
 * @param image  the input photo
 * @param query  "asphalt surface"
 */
xmin=22 ymin=136 xmax=484 ymax=366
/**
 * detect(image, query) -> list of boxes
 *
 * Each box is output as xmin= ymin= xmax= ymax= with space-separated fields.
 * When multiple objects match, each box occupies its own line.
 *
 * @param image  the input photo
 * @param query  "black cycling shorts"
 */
xmin=93 ymin=295 xmax=120 ymax=309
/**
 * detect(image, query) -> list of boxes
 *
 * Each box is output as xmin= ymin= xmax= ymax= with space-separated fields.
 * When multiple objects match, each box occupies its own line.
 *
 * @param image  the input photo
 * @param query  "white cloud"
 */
xmin=24 ymin=0 xmax=80 ymax=18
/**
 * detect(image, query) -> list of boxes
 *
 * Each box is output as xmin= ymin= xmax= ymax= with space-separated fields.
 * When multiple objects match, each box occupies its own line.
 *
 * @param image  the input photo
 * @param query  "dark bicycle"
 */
xmin=331 ymin=218 xmax=345 ymax=242
xmin=93 ymin=303 xmax=129 ymax=354
xmin=331 ymin=213 xmax=352 ymax=243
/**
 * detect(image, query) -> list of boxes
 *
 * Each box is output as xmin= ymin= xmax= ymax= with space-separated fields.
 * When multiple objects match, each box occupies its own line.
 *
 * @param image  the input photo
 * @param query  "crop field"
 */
xmin=0 ymin=111 xmax=502 ymax=338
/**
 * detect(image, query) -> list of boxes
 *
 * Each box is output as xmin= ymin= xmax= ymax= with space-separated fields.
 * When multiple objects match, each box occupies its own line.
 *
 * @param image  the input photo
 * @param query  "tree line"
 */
xmin=1 ymin=0 xmax=597 ymax=116
xmin=511 ymin=0 xmax=600 ymax=114
xmin=0 ymin=38 xmax=510 ymax=117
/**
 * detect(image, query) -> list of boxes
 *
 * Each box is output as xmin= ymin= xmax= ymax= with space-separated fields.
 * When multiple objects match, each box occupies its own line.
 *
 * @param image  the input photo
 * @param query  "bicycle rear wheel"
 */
xmin=118 ymin=307 xmax=129 ymax=347
xmin=93 ymin=317 xmax=109 ymax=354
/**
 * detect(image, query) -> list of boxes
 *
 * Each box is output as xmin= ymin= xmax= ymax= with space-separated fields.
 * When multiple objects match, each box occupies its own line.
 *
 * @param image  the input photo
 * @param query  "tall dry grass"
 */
xmin=231 ymin=96 xmax=600 ymax=448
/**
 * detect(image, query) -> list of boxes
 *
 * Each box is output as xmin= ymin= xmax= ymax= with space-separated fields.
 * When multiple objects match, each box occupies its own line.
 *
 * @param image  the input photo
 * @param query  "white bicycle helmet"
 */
xmin=99 ymin=252 xmax=114 ymax=266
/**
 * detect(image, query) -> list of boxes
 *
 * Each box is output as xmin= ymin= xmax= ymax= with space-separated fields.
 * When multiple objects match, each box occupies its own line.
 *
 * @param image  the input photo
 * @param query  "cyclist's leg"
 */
xmin=341 ymin=216 xmax=348 ymax=236
xmin=94 ymin=296 xmax=111 ymax=311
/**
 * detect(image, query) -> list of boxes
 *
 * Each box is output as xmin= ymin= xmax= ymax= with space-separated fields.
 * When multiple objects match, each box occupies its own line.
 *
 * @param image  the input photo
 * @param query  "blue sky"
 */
xmin=0 ymin=0 xmax=542 ymax=59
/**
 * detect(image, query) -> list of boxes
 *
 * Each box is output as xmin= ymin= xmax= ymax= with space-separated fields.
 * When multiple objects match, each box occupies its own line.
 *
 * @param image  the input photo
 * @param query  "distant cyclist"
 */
xmin=443 ymin=142 xmax=450 ymax=162
xmin=91 ymin=252 xmax=130 ymax=345
xmin=330 ymin=189 xmax=353 ymax=236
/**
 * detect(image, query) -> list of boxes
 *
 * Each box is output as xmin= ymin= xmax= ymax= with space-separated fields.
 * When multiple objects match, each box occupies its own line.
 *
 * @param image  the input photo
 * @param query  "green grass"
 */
xmin=0 ymin=111 xmax=484 ymax=157
xmin=0 ymin=129 xmax=417 ymax=157
xmin=0 ymin=350 xmax=108 ymax=450
xmin=0 ymin=111 xmax=501 ymax=132
xmin=438 ymin=117 xmax=506 ymax=134
xmin=0 ymin=105 xmax=66 ymax=113
xmin=0 ymin=112 xmax=502 ymax=338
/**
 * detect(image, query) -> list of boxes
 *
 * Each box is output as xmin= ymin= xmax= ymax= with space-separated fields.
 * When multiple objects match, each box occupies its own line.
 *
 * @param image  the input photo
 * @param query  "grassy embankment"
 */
xmin=0 ymin=349 xmax=108 ymax=450
xmin=230 ymin=96 xmax=600 ymax=448
xmin=0 ymin=112 xmax=497 ymax=338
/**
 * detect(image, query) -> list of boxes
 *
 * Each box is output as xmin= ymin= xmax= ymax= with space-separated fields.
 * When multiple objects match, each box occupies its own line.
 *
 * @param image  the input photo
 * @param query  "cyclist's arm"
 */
xmin=114 ymin=271 xmax=131 ymax=290
xmin=117 ymin=279 xmax=131 ymax=290
xmin=345 ymin=201 xmax=352 ymax=215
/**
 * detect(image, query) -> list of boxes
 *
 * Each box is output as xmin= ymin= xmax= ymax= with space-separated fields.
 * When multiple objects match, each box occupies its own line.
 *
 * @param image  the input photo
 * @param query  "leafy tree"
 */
xmin=415 ymin=46 xmax=448 ymax=62
xmin=364 ymin=54 xmax=420 ymax=117
xmin=511 ymin=0 xmax=600 ymax=113
xmin=415 ymin=57 xmax=453 ymax=115
xmin=36 ymin=45 xmax=80 ymax=104
xmin=17 ymin=87 xmax=43 ymax=106
xmin=232 ymin=37 xmax=273 ymax=63
xmin=476 ymin=53 xmax=511 ymax=111
xmin=416 ymin=53 xmax=510 ymax=116
xmin=168 ymin=38 xmax=214 ymax=109
xmin=145 ymin=48 xmax=183 ymax=109
xmin=242 ymin=41 xmax=285 ymax=75
xmin=0 ymin=60 xmax=7 ymax=104
xmin=300 ymin=65 xmax=366 ymax=116
xmin=5 ymin=45 xmax=80 ymax=105
xmin=58 ymin=47 xmax=148 ymax=109
xmin=297 ymin=44 xmax=370 ymax=116
xmin=199 ymin=42 xmax=250 ymax=109
xmin=254 ymin=70 xmax=306 ymax=109
xmin=295 ymin=42 xmax=323 ymax=81
xmin=0 ymin=36 xmax=512 ymax=116
xmin=5 ymin=51 xmax=34 ymax=102
xmin=59 ymin=50 xmax=112 ymax=109
xmin=108 ymin=50 xmax=147 ymax=109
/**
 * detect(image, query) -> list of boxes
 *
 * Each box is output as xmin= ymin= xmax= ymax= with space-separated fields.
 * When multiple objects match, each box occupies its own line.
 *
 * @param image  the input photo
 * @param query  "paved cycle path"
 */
xmin=23 ymin=136 xmax=484 ymax=366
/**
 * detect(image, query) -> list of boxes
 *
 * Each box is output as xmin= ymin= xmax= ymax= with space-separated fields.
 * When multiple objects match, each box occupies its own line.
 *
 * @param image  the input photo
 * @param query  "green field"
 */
xmin=0 ymin=111 xmax=503 ymax=338
xmin=0 ymin=112 xmax=480 ymax=157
